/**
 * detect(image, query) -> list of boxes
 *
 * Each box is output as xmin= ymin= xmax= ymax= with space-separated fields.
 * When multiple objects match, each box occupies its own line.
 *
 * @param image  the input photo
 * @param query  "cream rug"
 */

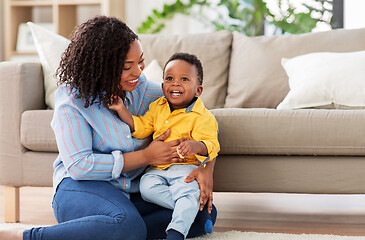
xmin=1 ymin=223 xmax=365 ymax=240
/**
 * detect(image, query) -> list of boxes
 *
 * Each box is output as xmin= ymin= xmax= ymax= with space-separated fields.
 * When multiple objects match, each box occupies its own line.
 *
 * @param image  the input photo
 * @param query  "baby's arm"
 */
xmin=177 ymin=140 xmax=208 ymax=158
xmin=179 ymin=112 xmax=220 ymax=167
xmin=108 ymin=96 xmax=135 ymax=132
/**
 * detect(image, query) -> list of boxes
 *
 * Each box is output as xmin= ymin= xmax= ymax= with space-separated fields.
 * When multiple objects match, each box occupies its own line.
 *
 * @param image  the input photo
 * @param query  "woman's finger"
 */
xmin=154 ymin=129 xmax=170 ymax=141
xmin=206 ymin=192 xmax=213 ymax=214
xmin=184 ymin=170 xmax=196 ymax=183
xmin=167 ymin=139 xmax=185 ymax=147
xmin=199 ymin=188 xmax=208 ymax=211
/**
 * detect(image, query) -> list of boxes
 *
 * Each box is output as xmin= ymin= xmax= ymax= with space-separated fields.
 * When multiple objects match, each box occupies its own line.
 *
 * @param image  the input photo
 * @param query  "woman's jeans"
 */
xmin=23 ymin=178 xmax=217 ymax=240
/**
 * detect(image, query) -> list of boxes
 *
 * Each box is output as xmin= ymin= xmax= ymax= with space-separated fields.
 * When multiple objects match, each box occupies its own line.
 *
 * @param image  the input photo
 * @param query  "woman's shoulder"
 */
xmin=54 ymin=85 xmax=88 ymax=110
xmin=55 ymin=85 xmax=72 ymax=103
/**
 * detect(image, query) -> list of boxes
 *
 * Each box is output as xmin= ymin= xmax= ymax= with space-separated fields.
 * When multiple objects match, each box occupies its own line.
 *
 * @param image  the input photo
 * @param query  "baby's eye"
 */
xmin=181 ymin=77 xmax=189 ymax=82
xmin=165 ymin=77 xmax=173 ymax=81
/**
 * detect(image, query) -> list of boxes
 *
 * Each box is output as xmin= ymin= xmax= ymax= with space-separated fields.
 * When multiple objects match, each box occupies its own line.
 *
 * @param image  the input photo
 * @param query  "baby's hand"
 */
xmin=108 ymin=96 xmax=124 ymax=112
xmin=177 ymin=140 xmax=201 ymax=157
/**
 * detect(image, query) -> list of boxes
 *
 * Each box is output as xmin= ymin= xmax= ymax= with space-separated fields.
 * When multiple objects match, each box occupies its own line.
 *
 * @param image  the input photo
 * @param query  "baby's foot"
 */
xmin=204 ymin=219 xmax=213 ymax=234
xmin=196 ymin=205 xmax=214 ymax=234
xmin=166 ymin=229 xmax=184 ymax=240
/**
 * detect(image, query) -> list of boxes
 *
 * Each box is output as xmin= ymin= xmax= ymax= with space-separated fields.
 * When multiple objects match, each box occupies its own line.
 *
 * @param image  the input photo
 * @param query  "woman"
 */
xmin=0 ymin=16 xmax=216 ymax=240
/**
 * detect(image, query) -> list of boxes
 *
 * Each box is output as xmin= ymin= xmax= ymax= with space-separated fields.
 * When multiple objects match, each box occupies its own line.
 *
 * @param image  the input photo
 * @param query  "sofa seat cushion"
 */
xmin=211 ymin=108 xmax=365 ymax=155
xmin=21 ymin=110 xmax=57 ymax=152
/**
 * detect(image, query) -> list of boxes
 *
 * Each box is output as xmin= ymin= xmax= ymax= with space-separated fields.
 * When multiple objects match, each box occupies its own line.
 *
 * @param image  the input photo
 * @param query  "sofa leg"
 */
xmin=4 ymin=186 xmax=20 ymax=223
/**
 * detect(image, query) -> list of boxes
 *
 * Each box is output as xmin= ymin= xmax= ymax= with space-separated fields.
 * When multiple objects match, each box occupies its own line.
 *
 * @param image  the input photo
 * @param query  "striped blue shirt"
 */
xmin=51 ymin=73 xmax=162 ymax=196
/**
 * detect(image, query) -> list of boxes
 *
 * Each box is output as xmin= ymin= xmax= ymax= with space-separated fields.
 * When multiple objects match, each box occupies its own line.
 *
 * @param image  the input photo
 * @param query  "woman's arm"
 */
xmin=184 ymin=158 xmax=216 ymax=213
xmin=52 ymin=88 xmax=122 ymax=181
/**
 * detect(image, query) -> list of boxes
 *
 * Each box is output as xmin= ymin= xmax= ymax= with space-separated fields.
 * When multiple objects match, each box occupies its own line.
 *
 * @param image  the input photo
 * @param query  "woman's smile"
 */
xmin=126 ymin=78 xmax=139 ymax=86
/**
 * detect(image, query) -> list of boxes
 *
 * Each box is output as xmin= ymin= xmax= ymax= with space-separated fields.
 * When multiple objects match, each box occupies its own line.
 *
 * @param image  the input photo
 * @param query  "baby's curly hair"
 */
xmin=163 ymin=52 xmax=203 ymax=85
xmin=57 ymin=16 xmax=138 ymax=107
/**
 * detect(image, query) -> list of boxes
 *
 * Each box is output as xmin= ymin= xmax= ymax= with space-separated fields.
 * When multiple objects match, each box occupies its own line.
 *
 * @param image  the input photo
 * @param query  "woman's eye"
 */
xmin=123 ymin=66 xmax=131 ymax=71
xmin=139 ymin=59 xmax=145 ymax=64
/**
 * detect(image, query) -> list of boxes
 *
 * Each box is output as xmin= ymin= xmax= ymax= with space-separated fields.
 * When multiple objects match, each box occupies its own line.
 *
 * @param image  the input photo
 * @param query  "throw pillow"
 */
xmin=277 ymin=50 xmax=365 ymax=109
xmin=143 ymin=59 xmax=163 ymax=84
xmin=139 ymin=31 xmax=232 ymax=109
xmin=225 ymin=28 xmax=365 ymax=108
xmin=27 ymin=22 xmax=70 ymax=109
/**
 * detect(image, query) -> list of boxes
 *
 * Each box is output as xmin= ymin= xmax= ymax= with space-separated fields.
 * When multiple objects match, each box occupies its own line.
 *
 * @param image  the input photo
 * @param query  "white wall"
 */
xmin=344 ymin=0 xmax=365 ymax=29
xmin=0 ymin=0 xmax=4 ymax=61
xmin=125 ymin=0 xmax=210 ymax=35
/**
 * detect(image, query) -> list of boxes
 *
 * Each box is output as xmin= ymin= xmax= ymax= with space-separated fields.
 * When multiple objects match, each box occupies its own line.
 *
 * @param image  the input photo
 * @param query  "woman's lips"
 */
xmin=126 ymin=79 xmax=138 ymax=86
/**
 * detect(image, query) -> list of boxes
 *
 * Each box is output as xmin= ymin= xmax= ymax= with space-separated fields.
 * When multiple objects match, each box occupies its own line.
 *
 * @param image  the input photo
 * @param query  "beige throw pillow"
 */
xmin=143 ymin=59 xmax=163 ymax=84
xmin=27 ymin=22 xmax=70 ymax=109
xmin=277 ymin=50 xmax=365 ymax=109
xmin=225 ymin=28 xmax=365 ymax=108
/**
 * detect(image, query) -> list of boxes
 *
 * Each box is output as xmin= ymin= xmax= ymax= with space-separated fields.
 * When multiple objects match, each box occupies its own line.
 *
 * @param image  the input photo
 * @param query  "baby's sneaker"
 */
xmin=204 ymin=219 xmax=213 ymax=234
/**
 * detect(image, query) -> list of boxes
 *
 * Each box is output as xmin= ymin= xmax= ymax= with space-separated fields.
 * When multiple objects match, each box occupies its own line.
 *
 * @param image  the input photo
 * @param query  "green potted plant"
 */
xmin=137 ymin=0 xmax=335 ymax=36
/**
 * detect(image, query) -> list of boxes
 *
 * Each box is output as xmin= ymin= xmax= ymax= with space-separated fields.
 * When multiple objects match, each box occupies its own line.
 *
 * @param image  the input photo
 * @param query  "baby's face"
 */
xmin=162 ymin=59 xmax=202 ymax=111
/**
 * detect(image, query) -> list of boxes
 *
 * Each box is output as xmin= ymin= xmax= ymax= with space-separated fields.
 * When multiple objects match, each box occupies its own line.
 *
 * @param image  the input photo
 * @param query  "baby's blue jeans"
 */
xmin=140 ymin=165 xmax=200 ymax=238
xmin=22 ymin=177 xmax=216 ymax=240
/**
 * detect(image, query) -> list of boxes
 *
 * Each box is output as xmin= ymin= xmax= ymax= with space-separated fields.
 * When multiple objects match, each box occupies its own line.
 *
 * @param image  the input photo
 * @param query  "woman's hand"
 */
xmin=122 ymin=129 xmax=187 ymax=173
xmin=184 ymin=158 xmax=216 ymax=213
xmin=144 ymin=129 xmax=187 ymax=166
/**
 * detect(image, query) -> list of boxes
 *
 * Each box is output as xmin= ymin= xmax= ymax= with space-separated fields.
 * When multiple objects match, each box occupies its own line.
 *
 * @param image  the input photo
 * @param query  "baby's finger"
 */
xmin=181 ymin=148 xmax=189 ymax=156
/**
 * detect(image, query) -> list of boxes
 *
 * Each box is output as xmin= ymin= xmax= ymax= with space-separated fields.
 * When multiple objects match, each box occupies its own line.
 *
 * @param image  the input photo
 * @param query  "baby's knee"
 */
xmin=140 ymin=175 xmax=162 ymax=197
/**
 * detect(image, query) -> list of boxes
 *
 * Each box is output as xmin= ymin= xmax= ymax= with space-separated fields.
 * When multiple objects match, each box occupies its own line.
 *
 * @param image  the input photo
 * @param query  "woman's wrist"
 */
xmin=121 ymin=149 xmax=151 ymax=173
xmin=141 ymin=147 xmax=152 ymax=165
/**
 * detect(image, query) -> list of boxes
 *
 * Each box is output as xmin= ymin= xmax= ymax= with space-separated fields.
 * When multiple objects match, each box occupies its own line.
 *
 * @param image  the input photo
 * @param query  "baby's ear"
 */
xmin=195 ymin=85 xmax=203 ymax=97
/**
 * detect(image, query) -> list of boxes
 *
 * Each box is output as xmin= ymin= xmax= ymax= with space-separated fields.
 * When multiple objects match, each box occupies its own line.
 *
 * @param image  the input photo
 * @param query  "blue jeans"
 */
xmin=23 ymin=178 xmax=217 ymax=240
xmin=140 ymin=165 xmax=200 ymax=237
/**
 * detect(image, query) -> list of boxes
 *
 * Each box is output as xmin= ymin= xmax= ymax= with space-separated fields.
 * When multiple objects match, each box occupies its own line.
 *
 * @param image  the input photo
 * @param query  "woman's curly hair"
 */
xmin=57 ymin=16 xmax=138 ymax=108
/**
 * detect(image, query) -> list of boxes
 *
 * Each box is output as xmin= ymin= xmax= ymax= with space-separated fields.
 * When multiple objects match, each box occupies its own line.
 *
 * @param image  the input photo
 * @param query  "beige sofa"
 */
xmin=1 ymin=28 xmax=365 ymax=223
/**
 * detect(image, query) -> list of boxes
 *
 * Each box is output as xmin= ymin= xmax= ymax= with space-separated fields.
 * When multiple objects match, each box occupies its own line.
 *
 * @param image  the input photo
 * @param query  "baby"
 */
xmin=110 ymin=52 xmax=219 ymax=240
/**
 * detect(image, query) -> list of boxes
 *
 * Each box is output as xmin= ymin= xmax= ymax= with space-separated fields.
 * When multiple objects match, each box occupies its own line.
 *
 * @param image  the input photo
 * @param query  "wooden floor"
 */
xmin=2 ymin=186 xmax=365 ymax=236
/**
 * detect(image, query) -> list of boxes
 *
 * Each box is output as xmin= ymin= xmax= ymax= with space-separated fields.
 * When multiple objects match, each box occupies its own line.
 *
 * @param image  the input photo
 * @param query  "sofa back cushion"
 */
xmin=139 ymin=30 xmax=232 ymax=109
xmin=225 ymin=28 xmax=365 ymax=108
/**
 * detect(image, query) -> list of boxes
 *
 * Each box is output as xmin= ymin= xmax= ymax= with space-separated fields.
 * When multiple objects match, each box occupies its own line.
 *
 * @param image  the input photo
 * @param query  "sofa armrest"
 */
xmin=0 ymin=61 xmax=46 ymax=186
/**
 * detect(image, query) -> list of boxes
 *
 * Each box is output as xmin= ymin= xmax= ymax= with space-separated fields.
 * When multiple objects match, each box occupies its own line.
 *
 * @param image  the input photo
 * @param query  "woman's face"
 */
xmin=120 ymin=40 xmax=145 ymax=92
